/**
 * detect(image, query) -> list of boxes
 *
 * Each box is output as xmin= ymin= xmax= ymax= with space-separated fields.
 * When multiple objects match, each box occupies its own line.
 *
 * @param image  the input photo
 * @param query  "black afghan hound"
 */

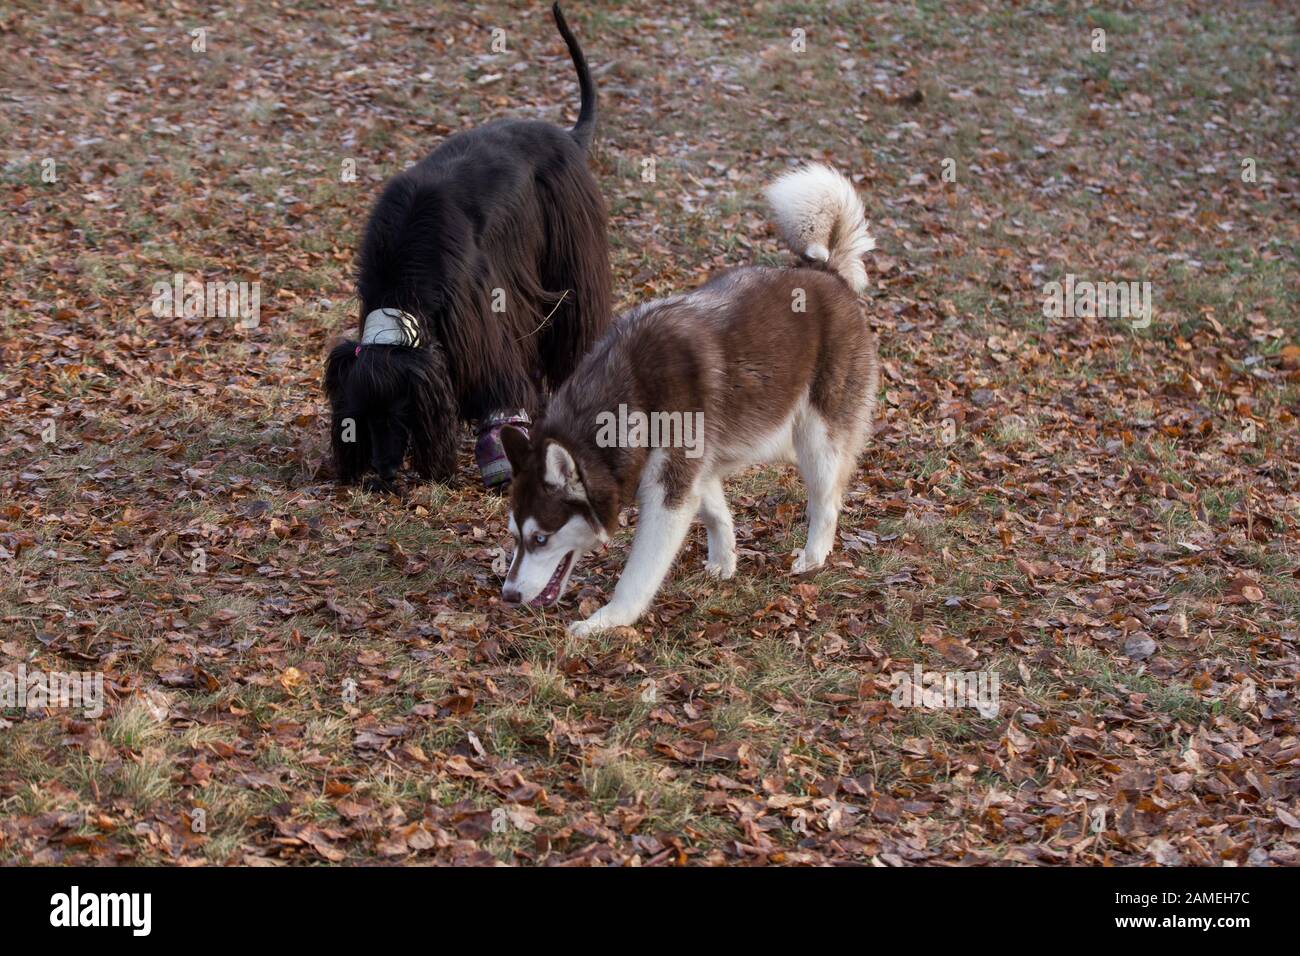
xmin=324 ymin=3 xmax=611 ymax=490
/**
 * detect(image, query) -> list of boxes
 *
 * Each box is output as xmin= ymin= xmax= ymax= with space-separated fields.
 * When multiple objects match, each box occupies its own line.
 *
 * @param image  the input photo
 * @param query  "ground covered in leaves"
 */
xmin=2 ymin=1 xmax=1297 ymax=865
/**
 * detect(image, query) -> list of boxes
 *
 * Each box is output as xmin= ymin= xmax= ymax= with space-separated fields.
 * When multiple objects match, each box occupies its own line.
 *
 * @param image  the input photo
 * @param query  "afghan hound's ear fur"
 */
xmin=406 ymin=344 xmax=460 ymax=483
xmin=325 ymin=341 xmax=367 ymax=484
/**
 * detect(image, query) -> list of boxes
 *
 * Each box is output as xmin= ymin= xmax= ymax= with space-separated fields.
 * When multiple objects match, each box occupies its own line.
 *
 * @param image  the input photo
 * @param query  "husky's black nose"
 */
xmin=502 ymin=586 xmax=522 ymax=605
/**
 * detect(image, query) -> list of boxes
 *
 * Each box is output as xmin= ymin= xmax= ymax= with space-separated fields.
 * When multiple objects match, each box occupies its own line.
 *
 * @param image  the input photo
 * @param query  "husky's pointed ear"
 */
xmin=543 ymin=441 xmax=587 ymax=502
xmin=501 ymin=426 xmax=531 ymax=475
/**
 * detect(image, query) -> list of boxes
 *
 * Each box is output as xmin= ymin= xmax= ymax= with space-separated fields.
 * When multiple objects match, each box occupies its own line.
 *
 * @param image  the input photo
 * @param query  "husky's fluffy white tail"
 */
xmin=764 ymin=163 xmax=875 ymax=293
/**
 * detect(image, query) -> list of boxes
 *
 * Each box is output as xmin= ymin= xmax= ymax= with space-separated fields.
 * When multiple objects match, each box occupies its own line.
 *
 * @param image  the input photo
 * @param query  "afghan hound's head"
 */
xmin=324 ymin=341 xmax=459 ymax=490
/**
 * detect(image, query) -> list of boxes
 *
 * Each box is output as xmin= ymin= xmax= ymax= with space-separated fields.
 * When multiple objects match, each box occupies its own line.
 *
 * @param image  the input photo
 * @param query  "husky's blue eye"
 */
xmin=532 ymin=532 xmax=548 ymax=547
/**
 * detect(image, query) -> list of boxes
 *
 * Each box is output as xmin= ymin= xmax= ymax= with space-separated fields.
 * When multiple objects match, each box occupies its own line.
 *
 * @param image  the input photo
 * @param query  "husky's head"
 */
xmin=499 ymin=427 xmax=611 ymax=607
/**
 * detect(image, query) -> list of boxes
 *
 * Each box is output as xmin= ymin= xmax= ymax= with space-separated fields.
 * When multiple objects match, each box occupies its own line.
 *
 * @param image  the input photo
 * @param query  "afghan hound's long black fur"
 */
xmin=325 ymin=3 xmax=611 ymax=488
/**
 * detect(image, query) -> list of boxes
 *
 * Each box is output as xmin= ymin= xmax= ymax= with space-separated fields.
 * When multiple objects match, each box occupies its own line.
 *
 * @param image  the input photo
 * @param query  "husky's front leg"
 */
xmin=569 ymin=490 xmax=699 ymax=635
xmin=698 ymin=477 xmax=736 ymax=579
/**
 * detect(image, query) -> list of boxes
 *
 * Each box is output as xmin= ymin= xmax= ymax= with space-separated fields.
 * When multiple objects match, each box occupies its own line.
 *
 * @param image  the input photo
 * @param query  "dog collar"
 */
xmin=479 ymin=409 xmax=532 ymax=432
xmin=360 ymin=308 xmax=423 ymax=348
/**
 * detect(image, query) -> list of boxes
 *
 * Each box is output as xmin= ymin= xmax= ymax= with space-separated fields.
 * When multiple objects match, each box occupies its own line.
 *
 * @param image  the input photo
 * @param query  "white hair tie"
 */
xmin=360 ymin=308 xmax=423 ymax=347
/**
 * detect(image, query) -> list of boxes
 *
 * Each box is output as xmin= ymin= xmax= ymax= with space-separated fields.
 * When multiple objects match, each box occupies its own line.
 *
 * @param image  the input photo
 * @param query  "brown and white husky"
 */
xmin=499 ymin=164 xmax=881 ymax=635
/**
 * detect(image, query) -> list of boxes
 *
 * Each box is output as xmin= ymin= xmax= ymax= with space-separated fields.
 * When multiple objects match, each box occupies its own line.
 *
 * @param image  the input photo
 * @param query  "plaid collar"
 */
xmin=360 ymin=308 xmax=423 ymax=348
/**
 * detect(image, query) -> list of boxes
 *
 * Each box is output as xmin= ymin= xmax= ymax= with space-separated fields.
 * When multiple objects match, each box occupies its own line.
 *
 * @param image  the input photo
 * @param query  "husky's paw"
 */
xmin=704 ymin=551 xmax=737 ymax=580
xmin=791 ymin=548 xmax=824 ymax=576
xmin=568 ymin=610 xmax=619 ymax=636
xmin=569 ymin=603 xmax=642 ymax=635
xmin=567 ymin=618 xmax=603 ymax=637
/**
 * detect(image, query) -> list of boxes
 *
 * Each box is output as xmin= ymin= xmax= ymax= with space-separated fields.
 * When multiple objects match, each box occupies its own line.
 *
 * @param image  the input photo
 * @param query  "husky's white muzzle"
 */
xmin=503 ymin=515 xmax=595 ymax=607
